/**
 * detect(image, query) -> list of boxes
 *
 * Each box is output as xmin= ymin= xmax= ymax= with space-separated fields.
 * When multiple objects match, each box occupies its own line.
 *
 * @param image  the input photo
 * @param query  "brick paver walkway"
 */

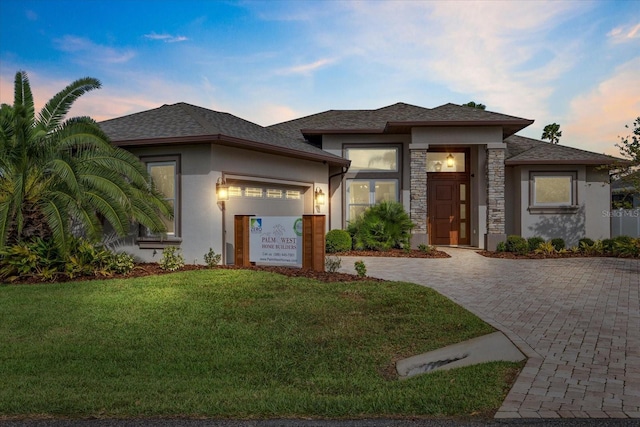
xmin=339 ymin=248 xmax=640 ymax=419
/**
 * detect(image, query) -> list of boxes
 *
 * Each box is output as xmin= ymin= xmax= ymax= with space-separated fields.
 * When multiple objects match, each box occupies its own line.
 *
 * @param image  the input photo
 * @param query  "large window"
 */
xmin=529 ymin=171 xmax=577 ymax=213
xmin=344 ymin=145 xmax=401 ymax=222
xmin=141 ymin=156 xmax=180 ymax=240
xmin=346 ymin=180 xmax=397 ymax=219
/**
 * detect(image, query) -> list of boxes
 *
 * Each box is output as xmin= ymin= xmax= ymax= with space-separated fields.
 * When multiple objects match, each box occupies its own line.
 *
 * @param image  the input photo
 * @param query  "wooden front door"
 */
xmin=428 ymin=176 xmax=469 ymax=245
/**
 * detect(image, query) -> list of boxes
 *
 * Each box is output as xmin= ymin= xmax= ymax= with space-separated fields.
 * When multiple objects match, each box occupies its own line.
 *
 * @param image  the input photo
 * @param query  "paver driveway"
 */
xmin=339 ymin=248 xmax=640 ymax=419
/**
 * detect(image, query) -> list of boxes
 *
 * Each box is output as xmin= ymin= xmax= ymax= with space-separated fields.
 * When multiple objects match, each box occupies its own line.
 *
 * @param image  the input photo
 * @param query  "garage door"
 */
xmin=224 ymin=180 xmax=307 ymax=264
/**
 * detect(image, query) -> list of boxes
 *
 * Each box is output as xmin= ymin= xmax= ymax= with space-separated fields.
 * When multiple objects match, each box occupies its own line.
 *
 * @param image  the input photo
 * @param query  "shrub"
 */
xmin=505 ymin=235 xmax=528 ymax=255
xmin=616 ymin=238 xmax=640 ymax=258
xmin=325 ymin=229 xmax=352 ymax=253
xmin=496 ymin=241 xmax=507 ymax=252
xmin=578 ymin=238 xmax=595 ymax=248
xmin=550 ymin=238 xmax=566 ymax=251
xmin=614 ymin=235 xmax=633 ymax=245
xmin=0 ymin=236 xmax=135 ymax=281
xmin=527 ymin=236 xmax=545 ymax=252
xmin=535 ymin=241 xmax=557 ymax=255
xmin=204 ymin=248 xmax=222 ymax=267
xmin=354 ymin=260 xmax=367 ymax=277
xmin=601 ymin=238 xmax=616 ymax=254
xmin=106 ymin=252 xmax=135 ymax=275
xmin=325 ymin=255 xmax=342 ymax=273
xmin=418 ymin=243 xmax=434 ymax=254
xmin=159 ymin=246 xmax=185 ymax=271
xmin=580 ymin=240 xmax=604 ymax=256
xmin=347 ymin=201 xmax=414 ymax=251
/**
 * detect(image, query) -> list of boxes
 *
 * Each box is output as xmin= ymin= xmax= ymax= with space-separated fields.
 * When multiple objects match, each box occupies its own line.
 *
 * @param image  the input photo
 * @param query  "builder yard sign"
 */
xmin=249 ymin=216 xmax=303 ymax=265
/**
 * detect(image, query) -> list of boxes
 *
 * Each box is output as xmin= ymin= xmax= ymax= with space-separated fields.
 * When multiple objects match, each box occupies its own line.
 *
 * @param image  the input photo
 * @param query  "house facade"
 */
xmin=100 ymin=102 xmax=616 ymax=264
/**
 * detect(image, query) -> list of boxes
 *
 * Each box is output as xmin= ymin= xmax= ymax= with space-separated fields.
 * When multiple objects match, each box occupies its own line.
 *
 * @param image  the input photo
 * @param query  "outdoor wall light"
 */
xmin=315 ymin=187 xmax=326 ymax=206
xmin=446 ymin=153 xmax=455 ymax=168
xmin=216 ymin=177 xmax=229 ymax=202
xmin=434 ymin=161 xmax=442 ymax=172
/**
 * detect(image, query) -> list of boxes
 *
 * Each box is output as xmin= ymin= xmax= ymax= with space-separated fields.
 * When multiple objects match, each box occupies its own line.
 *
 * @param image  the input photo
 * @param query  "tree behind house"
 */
xmin=541 ymin=123 xmax=562 ymax=144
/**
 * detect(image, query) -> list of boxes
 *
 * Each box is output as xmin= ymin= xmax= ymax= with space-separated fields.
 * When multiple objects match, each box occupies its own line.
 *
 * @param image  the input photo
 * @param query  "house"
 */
xmin=100 ymin=102 xmax=617 ymax=264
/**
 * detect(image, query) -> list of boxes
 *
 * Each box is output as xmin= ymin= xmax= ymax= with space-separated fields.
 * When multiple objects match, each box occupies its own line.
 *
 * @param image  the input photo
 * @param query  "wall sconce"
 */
xmin=434 ymin=161 xmax=442 ymax=172
xmin=446 ymin=153 xmax=455 ymax=168
xmin=314 ymin=187 xmax=325 ymax=206
xmin=216 ymin=177 xmax=229 ymax=202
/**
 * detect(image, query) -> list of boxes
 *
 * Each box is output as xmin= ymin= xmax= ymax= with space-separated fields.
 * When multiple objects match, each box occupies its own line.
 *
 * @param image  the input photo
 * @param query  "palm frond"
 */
xmin=13 ymin=71 xmax=35 ymax=124
xmin=37 ymin=77 xmax=101 ymax=132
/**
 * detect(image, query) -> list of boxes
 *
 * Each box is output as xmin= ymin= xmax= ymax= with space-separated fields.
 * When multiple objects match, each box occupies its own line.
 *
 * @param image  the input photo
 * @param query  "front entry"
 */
xmin=426 ymin=149 xmax=470 ymax=245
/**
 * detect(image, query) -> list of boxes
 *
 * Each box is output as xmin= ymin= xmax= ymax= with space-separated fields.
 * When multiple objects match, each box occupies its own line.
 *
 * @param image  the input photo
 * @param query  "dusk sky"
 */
xmin=1 ymin=0 xmax=638 ymax=156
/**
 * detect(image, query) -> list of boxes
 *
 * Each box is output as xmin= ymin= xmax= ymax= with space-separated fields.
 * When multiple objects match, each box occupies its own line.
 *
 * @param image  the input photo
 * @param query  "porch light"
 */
xmin=216 ymin=177 xmax=229 ymax=201
xmin=446 ymin=153 xmax=455 ymax=168
xmin=434 ymin=161 xmax=442 ymax=172
xmin=315 ymin=187 xmax=326 ymax=206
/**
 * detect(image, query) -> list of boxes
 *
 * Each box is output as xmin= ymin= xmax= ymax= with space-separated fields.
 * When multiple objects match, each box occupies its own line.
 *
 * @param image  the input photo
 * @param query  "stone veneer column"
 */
xmin=485 ymin=147 xmax=506 ymax=250
xmin=410 ymin=149 xmax=428 ymax=247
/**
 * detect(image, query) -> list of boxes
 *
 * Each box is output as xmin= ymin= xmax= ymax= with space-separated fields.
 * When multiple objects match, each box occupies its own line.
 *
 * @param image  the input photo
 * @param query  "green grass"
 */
xmin=0 ymin=269 xmax=519 ymax=418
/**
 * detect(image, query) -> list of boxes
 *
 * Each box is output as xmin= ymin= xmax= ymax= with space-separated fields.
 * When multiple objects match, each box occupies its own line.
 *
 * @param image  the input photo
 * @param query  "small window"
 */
xmin=228 ymin=186 xmax=242 ymax=198
xmin=285 ymin=190 xmax=301 ymax=200
xmin=245 ymin=187 xmax=263 ymax=198
xmin=346 ymin=148 xmax=398 ymax=171
xmin=266 ymin=189 xmax=283 ymax=199
xmin=529 ymin=171 xmax=578 ymax=213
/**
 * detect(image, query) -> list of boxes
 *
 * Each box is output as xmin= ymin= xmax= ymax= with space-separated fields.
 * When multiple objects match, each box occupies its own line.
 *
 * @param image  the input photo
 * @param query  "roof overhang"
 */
xmin=505 ymin=159 xmax=622 ymax=166
xmin=385 ymin=120 xmax=534 ymax=138
xmin=111 ymin=134 xmax=351 ymax=167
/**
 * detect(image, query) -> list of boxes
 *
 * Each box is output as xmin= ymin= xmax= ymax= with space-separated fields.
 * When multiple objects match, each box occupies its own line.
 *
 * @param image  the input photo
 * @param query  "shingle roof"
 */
xmin=268 ymin=102 xmax=533 ymax=139
xmin=505 ymin=135 xmax=619 ymax=165
xmin=99 ymin=103 xmax=349 ymax=166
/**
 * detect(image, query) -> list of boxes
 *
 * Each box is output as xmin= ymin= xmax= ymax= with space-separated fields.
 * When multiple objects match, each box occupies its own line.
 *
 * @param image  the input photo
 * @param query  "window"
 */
xmin=344 ymin=145 xmax=401 ymax=222
xmin=140 ymin=156 xmax=180 ymax=242
xmin=529 ymin=171 xmax=578 ymax=213
xmin=347 ymin=180 xmax=398 ymax=219
xmin=346 ymin=147 xmax=398 ymax=171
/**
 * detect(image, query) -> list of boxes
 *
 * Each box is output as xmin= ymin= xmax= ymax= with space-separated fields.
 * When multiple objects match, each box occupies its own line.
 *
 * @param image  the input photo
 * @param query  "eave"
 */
xmin=111 ymin=134 xmax=351 ymax=167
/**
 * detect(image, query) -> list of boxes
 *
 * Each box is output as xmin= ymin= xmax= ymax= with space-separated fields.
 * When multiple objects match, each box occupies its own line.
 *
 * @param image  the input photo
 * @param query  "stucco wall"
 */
xmin=516 ymin=164 xmax=610 ymax=246
xmin=116 ymin=143 xmax=329 ymax=264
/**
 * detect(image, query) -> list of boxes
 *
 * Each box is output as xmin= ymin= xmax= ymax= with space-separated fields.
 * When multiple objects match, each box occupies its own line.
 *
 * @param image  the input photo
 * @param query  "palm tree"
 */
xmin=0 ymin=71 xmax=172 ymax=251
xmin=541 ymin=123 xmax=562 ymax=144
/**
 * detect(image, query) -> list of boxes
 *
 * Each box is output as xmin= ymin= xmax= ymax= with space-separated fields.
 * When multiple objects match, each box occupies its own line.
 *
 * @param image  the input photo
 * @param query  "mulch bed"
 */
xmin=4 ymin=249 xmax=450 ymax=286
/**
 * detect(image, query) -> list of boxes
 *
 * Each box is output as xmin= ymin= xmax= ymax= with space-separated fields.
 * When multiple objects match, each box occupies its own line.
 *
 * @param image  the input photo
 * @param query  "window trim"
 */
xmin=528 ymin=171 xmax=578 ymax=214
xmin=137 ymin=155 xmax=182 ymax=247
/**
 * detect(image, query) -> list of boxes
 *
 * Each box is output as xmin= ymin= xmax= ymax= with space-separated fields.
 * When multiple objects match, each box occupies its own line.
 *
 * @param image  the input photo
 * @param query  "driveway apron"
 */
xmin=339 ymin=248 xmax=640 ymax=419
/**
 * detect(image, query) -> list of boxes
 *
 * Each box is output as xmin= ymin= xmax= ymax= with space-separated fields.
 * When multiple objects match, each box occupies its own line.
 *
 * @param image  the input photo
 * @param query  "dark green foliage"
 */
xmin=578 ymin=238 xmax=595 ymax=248
xmin=347 ymin=201 xmax=414 ymax=251
xmin=203 ymin=248 xmax=221 ymax=267
xmin=550 ymin=238 xmax=566 ymax=251
xmin=615 ymin=237 xmax=640 ymax=258
xmin=0 ymin=236 xmax=134 ymax=282
xmin=505 ymin=235 xmax=528 ymax=255
xmin=496 ymin=241 xmax=507 ymax=252
xmin=614 ymin=235 xmax=633 ymax=245
xmin=527 ymin=236 xmax=545 ymax=252
xmin=602 ymin=239 xmax=616 ymax=253
xmin=325 ymin=229 xmax=352 ymax=253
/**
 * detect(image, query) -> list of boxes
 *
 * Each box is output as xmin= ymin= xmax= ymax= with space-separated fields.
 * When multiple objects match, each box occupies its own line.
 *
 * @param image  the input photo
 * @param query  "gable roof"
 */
xmin=99 ymin=103 xmax=349 ymax=166
xmin=505 ymin=135 xmax=619 ymax=165
xmin=269 ymin=102 xmax=534 ymax=139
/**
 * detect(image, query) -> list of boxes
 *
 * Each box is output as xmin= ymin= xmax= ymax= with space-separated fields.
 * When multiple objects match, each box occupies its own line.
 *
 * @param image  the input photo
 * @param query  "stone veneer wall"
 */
xmin=486 ymin=148 xmax=505 ymax=235
xmin=410 ymin=149 xmax=428 ymax=239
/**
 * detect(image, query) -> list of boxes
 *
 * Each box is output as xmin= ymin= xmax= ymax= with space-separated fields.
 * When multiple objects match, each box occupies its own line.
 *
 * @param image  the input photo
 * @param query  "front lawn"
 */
xmin=1 ymin=269 xmax=519 ymax=419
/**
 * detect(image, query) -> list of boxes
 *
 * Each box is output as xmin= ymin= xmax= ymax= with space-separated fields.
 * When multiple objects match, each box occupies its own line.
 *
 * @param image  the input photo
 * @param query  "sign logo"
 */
xmin=250 ymin=218 xmax=262 ymax=233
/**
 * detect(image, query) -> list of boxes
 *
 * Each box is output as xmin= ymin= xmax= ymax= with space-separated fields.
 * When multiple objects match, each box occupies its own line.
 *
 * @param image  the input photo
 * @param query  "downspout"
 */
xmin=328 ymin=166 xmax=349 ymax=229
